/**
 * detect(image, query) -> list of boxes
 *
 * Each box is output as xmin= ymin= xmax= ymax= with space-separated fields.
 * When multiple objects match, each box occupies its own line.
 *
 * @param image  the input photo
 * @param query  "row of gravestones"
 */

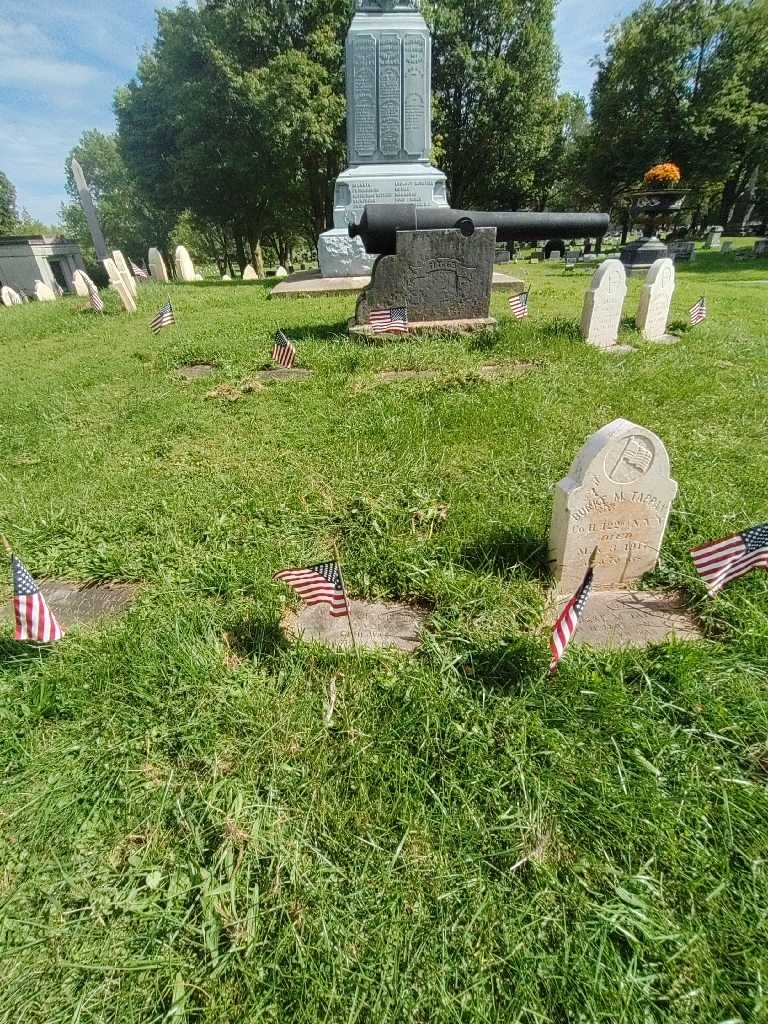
xmin=581 ymin=257 xmax=678 ymax=352
xmin=149 ymin=246 xmax=288 ymax=283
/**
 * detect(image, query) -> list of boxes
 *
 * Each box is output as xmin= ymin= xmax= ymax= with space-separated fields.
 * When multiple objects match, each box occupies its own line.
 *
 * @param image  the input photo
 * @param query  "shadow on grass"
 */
xmin=225 ymin=616 xmax=290 ymax=662
xmin=460 ymin=635 xmax=546 ymax=694
xmin=0 ymin=635 xmax=57 ymax=671
xmin=282 ymin=323 xmax=352 ymax=344
xmin=458 ymin=527 xmax=552 ymax=582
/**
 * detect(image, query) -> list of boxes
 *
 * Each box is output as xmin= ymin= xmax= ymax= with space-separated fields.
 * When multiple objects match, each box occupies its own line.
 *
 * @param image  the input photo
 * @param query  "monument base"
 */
xmin=620 ymin=236 xmax=669 ymax=276
xmin=349 ymin=316 xmax=497 ymax=339
xmin=271 ymin=269 xmax=523 ymax=299
xmin=319 ymin=163 xmax=448 ymax=277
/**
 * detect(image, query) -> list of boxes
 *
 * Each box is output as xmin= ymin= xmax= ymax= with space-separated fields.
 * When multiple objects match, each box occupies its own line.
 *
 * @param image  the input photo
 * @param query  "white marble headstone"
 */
xmin=580 ymin=259 xmax=627 ymax=349
xmin=636 ymin=258 xmax=675 ymax=341
xmin=103 ymin=258 xmax=137 ymax=313
xmin=275 ymin=265 xmax=288 ymax=279
xmin=1 ymin=285 xmax=23 ymax=306
xmin=242 ymin=265 xmax=258 ymax=281
xmin=34 ymin=280 xmax=56 ymax=302
xmin=148 ymin=247 xmax=169 ymax=283
xmin=112 ymin=250 xmax=137 ymax=298
xmin=174 ymin=245 xmax=196 ymax=283
xmin=549 ymin=418 xmax=678 ymax=595
xmin=72 ymin=269 xmax=94 ymax=297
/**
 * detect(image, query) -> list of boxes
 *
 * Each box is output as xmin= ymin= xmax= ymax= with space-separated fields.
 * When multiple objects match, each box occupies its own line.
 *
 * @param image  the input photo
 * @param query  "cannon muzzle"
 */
xmin=349 ymin=204 xmax=610 ymax=255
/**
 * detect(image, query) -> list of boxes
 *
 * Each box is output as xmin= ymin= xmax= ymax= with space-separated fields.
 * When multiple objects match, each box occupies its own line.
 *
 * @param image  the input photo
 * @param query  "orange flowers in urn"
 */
xmin=643 ymin=163 xmax=682 ymax=189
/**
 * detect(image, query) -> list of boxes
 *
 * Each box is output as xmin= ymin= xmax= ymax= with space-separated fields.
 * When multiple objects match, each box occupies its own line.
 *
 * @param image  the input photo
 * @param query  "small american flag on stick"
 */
xmin=150 ymin=299 xmax=175 ymax=334
xmin=508 ymin=289 xmax=530 ymax=319
xmin=272 ymin=329 xmax=296 ymax=368
xmin=87 ymin=280 xmax=105 ymax=313
xmin=689 ymin=296 xmax=707 ymax=326
xmin=369 ymin=307 xmax=408 ymax=334
xmin=274 ymin=560 xmax=349 ymax=617
xmin=131 ymin=260 xmax=149 ymax=280
xmin=4 ymin=540 xmax=64 ymax=644
xmin=550 ymin=562 xmax=594 ymax=673
xmin=691 ymin=523 xmax=768 ymax=596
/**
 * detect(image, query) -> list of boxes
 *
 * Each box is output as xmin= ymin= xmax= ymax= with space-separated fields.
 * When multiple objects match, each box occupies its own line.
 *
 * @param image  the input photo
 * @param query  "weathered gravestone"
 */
xmin=34 ymin=280 xmax=56 ymax=302
xmin=754 ymin=239 xmax=768 ymax=258
xmin=174 ymin=245 xmax=196 ymax=283
xmin=721 ymin=241 xmax=733 ymax=254
xmin=72 ymin=269 xmax=95 ymax=297
xmin=549 ymin=418 xmax=678 ymax=596
xmin=275 ymin=265 xmax=288 ymax=278
xmin=112 ymin=250 xmax=137 ymax=298
xmin=1 ymin=285 xmax=23 ymax=306
xmin=580 ymin=259 xmax=628 ymax=350
xmin=103 ymin=258 xmax=137 ymax=313
xmin=704 ymin=226 xmax=723 ymax=250
xmin=195 ymin=273 xmax=203 ymax=281
xmin=148 ymin=247 xmax=169 ymax=283
xmin=242 ymin=265 xmax=259 ymax=281
xmin=636 ymin=257 xmax=677 ymax=342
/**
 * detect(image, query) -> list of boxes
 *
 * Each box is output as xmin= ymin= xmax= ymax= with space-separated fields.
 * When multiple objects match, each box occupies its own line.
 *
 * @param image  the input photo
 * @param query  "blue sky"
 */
xmin=1 ymin=1 xmax=637 ymax=226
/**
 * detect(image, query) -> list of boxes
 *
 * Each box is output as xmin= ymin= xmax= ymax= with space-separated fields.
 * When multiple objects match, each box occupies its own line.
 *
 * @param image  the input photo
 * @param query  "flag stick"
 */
xmin=1 ymin=535 xmax=11 ymax=556
xmin=332 ymin=541 xmax=357 ymax=651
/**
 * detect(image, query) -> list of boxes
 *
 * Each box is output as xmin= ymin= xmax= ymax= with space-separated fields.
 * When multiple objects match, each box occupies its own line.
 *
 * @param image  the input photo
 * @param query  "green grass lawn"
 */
xmin=1 ymin=242 xmax=767 ymax=1023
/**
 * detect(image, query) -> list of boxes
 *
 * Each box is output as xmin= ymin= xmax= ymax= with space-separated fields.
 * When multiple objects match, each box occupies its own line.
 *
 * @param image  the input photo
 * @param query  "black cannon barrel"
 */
xmin=349 ymin=203 xmax=610 ymax=255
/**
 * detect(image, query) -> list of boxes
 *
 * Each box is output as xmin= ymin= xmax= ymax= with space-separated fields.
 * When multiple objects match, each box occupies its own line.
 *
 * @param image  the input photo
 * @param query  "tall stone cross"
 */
xmin=70 ymin=158 xmax=109 ymax=262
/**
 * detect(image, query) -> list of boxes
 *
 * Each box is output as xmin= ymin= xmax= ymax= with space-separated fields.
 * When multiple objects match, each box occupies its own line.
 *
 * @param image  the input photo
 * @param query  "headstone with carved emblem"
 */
xmin=549 ymin=418 xmax=678 ymax=596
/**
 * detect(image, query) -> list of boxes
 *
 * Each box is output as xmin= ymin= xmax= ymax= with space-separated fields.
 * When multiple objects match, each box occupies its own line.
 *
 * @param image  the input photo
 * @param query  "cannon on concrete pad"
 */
xmin=347 ymin=204 xmax=610 ymax=335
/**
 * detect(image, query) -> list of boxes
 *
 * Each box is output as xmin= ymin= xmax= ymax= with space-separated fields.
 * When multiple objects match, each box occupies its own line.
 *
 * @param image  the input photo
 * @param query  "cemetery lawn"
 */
xmin=2 ymin=244 xmax=768 ymax=1024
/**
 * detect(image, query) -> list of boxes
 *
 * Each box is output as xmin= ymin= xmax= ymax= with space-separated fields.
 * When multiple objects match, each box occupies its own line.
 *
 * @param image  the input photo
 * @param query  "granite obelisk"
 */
xmin=70 ymin=158 xmax=109 ymax=262
xmin=317 ymin=0 xmax=448 ymax=277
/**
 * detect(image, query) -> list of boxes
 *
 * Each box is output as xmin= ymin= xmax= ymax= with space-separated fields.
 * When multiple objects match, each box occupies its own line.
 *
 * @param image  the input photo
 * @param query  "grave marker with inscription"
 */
xmin=549 ymin=418 xmax=678 ymax=596
xmin=318 ymin=0 xmax=448 ymax=277
xmin=580 ymin=259 xmax=627 ymax=349
xmin=636 ymin=257 xmax=676 ymax=341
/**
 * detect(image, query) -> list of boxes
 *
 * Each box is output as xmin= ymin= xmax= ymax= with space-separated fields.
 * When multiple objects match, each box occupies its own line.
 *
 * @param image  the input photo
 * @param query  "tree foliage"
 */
xmin=0 ymin=170 xmax=19 ymax=235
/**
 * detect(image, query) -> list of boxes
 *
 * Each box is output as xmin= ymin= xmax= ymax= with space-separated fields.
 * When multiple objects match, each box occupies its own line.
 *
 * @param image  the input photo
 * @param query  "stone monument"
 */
xmin=317 ymin=0 xmax=448 ymax=277
xmin=1 ymin=285 xmax=23 ymax=305
xmin=636 ymin=257 xmax=677 ymax=342
xmin=34 ymin=280 xmax=56 ymax=302
xmin=71 ymin=158 xmax=109 ymax=262
xmin=112 ymin=250 xmax=137 ymax=298
xmin=549 ymin=418 xmax=678 ymax=596
xmin=174 ymin=245 xmax=196 ymax=283
xmin=103 ymin=258 xmax=137 ymax=313
xmin=580 ymin=260 xmax=628 ymax=350
xmin=242 ymin=265 xmax=259 ymax=281
xmin=148 ymin=247 xmax=169 ymax=283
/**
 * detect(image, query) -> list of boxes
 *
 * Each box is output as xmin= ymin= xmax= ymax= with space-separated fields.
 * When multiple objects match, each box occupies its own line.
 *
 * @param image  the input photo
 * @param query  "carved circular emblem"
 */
xmin=605 ymin=435 xmax=655 ymax=484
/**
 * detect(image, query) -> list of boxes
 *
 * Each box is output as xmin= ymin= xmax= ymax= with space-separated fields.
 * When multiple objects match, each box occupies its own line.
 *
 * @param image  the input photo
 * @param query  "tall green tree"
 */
xmin=0 ymin=170 xmax=19 ymax=235
xmin=427 ymin=0 xmax=560 ymax=209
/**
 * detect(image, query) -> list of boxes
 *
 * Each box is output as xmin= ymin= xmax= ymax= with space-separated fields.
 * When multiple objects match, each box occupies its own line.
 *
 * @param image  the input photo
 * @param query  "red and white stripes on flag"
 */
xmin=689 ymin=296 xmax=707 ymax=326
xmin=369 ymin=307 xmax=408 ymax=334
xmin=691 ymin=523 xmax=768 ymax=596
xmin=508 ymin=289 xmax=530 ymax=319
xmin=131 ymin=260 xmax=149 ymax=280
xmin=272 ymin=329 xmax=296 ymax=368
xmin=150 ymin=300 xmax=175 ymax=333
xmin=87 ymin=281 xmax=105 ymax=313
xmin=274 ymin=560 xmax=349 ymax=617
xmin=549 ymin=566 xmax=594 ymax=673
xmin=10 ymin=554 xmax=64 ymax=643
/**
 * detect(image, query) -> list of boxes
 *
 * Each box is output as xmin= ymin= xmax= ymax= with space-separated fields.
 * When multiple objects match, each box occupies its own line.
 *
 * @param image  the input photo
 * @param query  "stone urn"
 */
xmin=621 ymin=189 xmax=689 ymax=275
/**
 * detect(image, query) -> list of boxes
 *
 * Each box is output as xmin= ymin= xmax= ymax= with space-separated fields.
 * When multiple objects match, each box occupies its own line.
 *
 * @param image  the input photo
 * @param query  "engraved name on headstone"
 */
xmin=549 ymin=418 xmax=678 ymax=595
xmin=353 ymin=34 xmax=378 ymax=159
xmin=402 ymin=34 xmax=426 ymax=157
xmin=378 ymin=33 xmax=402 ymax=157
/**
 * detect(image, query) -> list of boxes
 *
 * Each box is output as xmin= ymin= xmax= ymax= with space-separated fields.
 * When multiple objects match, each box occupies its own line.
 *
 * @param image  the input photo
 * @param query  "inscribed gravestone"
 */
xmin=103 ymin=258 xmax=137 ymax=313
xmin=174 ymin=245 xmax=196 ymax=282
xmin=580 ymin=259 xmax=627 ymax=348
xmin=704 ymin=226 xmax=723 ymax=250
xmin=636 ymin=257 xmax=676 ymax=341
xmin=1 ymin=285 xmax=23 ymax=306
xmin=148 ymin=247 xmax=169 ymax=283
xmin=35 ymin=281 xmax=56 ymax=302
xmin=549 ymin=418 xmax=678 ymax=595
xmin=112 ymin=250 xmax=137 ymax=298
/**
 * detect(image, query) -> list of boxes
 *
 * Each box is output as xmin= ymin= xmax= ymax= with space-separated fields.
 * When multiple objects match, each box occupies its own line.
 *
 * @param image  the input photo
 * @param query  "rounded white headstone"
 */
xmin=34 ymin=280 xmax=57 ymax=302
xmin=580 ymin=259 xmax=627 ymax=349
xmin=636 ymin=258 xmax=675 ymax=341
xmin=1 ymin=285 xmax=23 ymax=306
xmin=72 ymin=269 xmax=95 ymax=297
xmin=148 ymin=247 xmax=170 ymax=283
xmin=221 ymin=274 xmax=231 ymax=281
xmin=275 ymin=265 xmax=288 ymax=278
xmin=242 ymin=265 xmax=259 ymax=281
xmin=174 ymin=245 xmax=197 ymax=283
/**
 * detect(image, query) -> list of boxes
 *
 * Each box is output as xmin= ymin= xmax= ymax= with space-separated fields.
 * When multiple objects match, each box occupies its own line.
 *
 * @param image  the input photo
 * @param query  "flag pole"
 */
xmin=1 ymin=535 xmax=11 ymax=556
xmin=332 ymin=541 xmax=357 ymax=651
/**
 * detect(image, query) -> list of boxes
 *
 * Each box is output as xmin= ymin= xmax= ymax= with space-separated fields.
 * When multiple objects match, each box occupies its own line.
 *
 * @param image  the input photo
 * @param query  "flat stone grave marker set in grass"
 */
xmin=0 ymin=581 xmax=139 ymax=632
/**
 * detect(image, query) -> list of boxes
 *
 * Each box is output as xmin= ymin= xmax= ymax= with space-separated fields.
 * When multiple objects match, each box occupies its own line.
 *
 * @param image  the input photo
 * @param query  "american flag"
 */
xmin=550 ymin=566 xmax=594 ymax=673
xmin=53 ymin=281 xmax=64 ymax=297
xmin=272 ymin=329 xmax=296 ymax=368
xmin=691 ymin=523 xmax=768 ymax=596
xmin=150 ymin=300 xmax=175 ymax=333
xmin=87 ymin=280 xmax=105 ymax=313
xmin=509 ymin=289 xmax=530 ymax=319
xmin=10 ymin=554 xmax=64 ymax=643
xmin=131 ymin=260 xmax=149 ymax=280
xmin=689 ymin=296 xmax=707 ymax=326
xmin=274 ymin=560 xmax=349 ymax=617
xmin=369 ymin=307 xmax=408 ymax=334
